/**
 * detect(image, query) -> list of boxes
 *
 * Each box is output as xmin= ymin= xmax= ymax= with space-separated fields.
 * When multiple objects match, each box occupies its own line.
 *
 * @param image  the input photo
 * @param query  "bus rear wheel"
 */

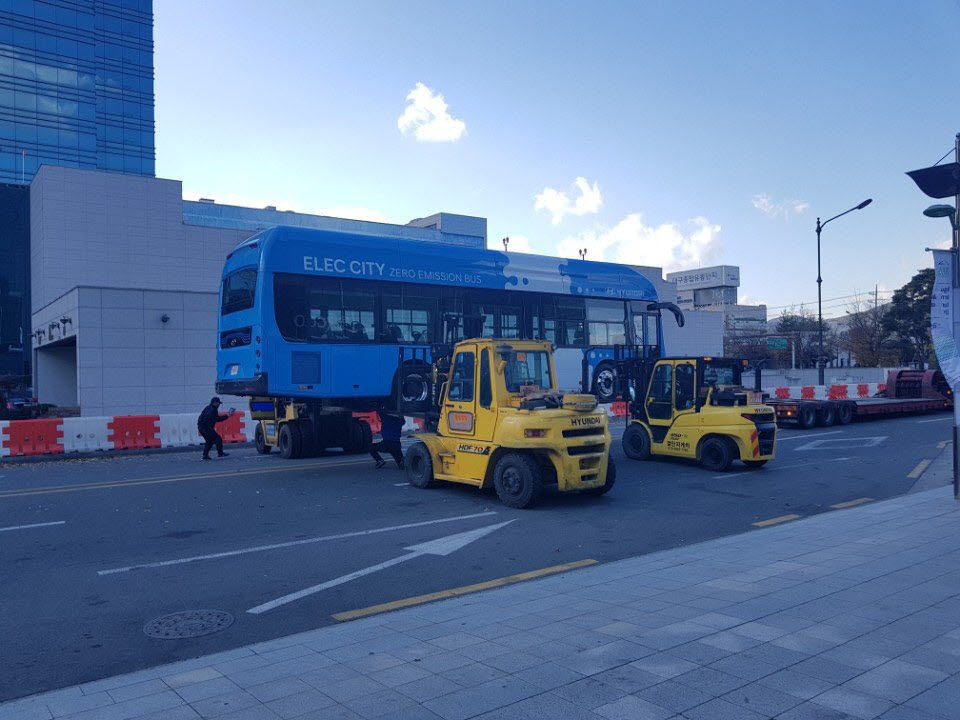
xmin=593 ymin=363 xmax=617 ymax=404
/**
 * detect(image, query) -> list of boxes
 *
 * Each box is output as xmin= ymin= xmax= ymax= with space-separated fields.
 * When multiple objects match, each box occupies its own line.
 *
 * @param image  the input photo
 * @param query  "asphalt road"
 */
xmin=0 ymin=411 xmax=952 ymax=701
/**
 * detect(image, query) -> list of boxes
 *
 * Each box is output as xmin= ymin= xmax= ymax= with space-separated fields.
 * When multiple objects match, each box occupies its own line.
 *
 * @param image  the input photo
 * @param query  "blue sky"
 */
xmin=154 ymin=1 xmax=960 ymax=318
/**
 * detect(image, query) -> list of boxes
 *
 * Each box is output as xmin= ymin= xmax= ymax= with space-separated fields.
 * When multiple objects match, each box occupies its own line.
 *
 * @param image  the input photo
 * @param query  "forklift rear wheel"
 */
xmin=494 ymin=453 xmax=543 ymax=508
xmin=255 ymin=424 xmax=272 ymax=454
xmin=817 ymin=405 xmax=836 ymax=427
xmin=743 ymin=460 xmax=768 ymax=469
xmin=622 ymin=424 xmax=651 ymax=460
xmin=837 ymin=403 xmax=854 ymax=425
xmin=583 ymin=457 xmax=617 ymax=496
xmin=405 ymin=442 xmax=435 ymax=488
xmin=700 ymin=437 xmax=734 ymax=472
xmin=593 ymin=363 xmax=617 ymax=404
xmin=278 ymin=422 xmax=301 ymax=460
xmin=798 ymin=405 xmax=817 ymax=429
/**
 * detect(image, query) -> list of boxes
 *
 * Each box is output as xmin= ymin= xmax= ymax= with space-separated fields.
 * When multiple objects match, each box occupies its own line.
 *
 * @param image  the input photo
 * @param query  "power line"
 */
xmin=765 ymin=291 xmax=893 ymax=310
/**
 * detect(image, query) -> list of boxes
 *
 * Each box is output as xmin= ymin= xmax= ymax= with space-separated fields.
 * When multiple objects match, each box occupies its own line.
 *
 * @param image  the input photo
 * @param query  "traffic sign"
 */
xmin=766 ymin=337 xmax=788 ymax=350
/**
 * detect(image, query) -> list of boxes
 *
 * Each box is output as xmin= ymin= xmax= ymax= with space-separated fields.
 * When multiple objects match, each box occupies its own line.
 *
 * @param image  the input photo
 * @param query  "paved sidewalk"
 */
xmin=4 ymin=487 xmax=959 ymax=720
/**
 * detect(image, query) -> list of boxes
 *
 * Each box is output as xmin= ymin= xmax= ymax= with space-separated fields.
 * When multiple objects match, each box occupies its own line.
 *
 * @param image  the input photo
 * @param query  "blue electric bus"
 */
xmin=216 ymin=226 xmax=667 ymax=426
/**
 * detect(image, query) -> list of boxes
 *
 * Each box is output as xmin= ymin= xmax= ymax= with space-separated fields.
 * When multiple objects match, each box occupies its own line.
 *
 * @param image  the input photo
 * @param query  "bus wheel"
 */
xmin=405 ymin=442 xmax=435 ymax=488
xmin=837 ymin=403 xmax=854 ymax=425
xmin=593 ymin=363 xmax=617 ymax=404
xmin=700 ymin=437 xmax=734 ymax=472
xmin=255 ymin=424 xmax=272 ymax=454
xmin=278 ymin=422 xmax=301 ymax=460
xmin=798 ymin=405 xmax=817 ymax=429
xmin=583 ymin=457 xmax=616 ymax=497
xmin=347 ymin=418 xmax=372 ymax=453
xmin=622 ymin=424 xmax=651 ymax=460
xmin=494 ymin=453 xmax=543 ymax=508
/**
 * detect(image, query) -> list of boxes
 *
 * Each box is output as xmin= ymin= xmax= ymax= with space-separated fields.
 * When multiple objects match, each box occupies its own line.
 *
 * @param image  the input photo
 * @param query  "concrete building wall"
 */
xmin=34 ymin=342 xmax=77 ymax=406
xmin=663 ymin=309 xmax=724 ymax=356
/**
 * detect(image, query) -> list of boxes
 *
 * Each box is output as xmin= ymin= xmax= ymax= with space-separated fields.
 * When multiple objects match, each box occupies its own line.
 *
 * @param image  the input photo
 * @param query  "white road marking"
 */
xmin=776 ymin=431 xmax=842 ymax=442
xmin=394 ymin=482 xmax=410 ymax=487
xmin=0 ymin=520 xmax=66 ymax=533
xmin=793 ymin=436 xmax=887 ymax=452
xmin=718 ymin=457 xmax=852 ymax=479
xmin=917 ymin=416 xmax=954 ymax=423
xmin=97 ymin=511 xmax=498 ymax=576
xmin=247 ymin=520 xmax=515 ymax=614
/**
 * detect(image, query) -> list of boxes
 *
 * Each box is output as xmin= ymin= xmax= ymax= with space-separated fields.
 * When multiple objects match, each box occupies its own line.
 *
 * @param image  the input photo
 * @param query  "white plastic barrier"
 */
xmin=0 ymin=420 xmax=8 ymax=457
xmin=61 ymin=417 xmax=110 ymax=452
xmin=241 ymin=413 xmax=257 ymax=441
xmin=176 ymin=413 xmax=201 ymax=446
xmin=159 ymin=414 xmax=191 ymax=447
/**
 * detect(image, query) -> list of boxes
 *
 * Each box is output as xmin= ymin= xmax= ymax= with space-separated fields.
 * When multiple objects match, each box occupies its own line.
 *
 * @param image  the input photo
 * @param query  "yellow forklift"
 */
xmin=615 ymin=352 xmax=777 ymax=472
xmin=402 ymin=338 xmax=615 ymax=508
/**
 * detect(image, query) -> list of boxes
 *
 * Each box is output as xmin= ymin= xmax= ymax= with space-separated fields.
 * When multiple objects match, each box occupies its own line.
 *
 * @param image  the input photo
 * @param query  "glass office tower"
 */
xmin=0 ymin=0 xmax=154 ymax=183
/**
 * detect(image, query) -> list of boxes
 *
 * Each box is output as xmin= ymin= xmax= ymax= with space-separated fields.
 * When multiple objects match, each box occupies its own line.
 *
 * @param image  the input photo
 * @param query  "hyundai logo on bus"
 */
xmin=302 ymin=255 xmax=483 ymax=286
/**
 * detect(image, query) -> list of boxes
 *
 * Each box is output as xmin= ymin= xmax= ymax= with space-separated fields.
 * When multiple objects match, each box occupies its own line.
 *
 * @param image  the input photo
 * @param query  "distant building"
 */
xmin=665 ymin=264 xmax=767 ymax=336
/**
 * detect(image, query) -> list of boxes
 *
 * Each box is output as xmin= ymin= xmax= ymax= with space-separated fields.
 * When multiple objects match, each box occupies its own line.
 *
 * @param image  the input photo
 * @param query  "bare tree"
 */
xmin=840 ymin=294 xmax=896 ymax=367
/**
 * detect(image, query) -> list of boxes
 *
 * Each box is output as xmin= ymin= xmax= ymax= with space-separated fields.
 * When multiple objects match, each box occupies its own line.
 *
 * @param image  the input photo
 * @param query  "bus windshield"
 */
xmin=221 ymin=268 xmax=257 ymax=315
xmin=502 ymin=350 xmax=552 ymax=393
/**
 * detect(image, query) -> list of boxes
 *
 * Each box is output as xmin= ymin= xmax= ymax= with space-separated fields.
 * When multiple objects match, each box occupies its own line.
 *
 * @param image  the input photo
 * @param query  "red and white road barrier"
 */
xmin=768 ymin=383 xmax=886 ymax=400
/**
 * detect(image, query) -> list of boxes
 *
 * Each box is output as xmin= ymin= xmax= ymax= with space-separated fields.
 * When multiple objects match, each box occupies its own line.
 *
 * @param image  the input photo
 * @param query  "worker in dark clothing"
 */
xmin=371 ymin=410 xmax=405 ymax=469
xmin=198 ymin=397 xmax=234 ymax=460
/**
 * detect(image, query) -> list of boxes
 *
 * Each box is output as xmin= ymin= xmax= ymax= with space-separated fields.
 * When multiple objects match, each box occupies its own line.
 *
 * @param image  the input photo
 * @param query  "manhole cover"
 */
xmin=143 ymin=610 xmax=234 ymax=639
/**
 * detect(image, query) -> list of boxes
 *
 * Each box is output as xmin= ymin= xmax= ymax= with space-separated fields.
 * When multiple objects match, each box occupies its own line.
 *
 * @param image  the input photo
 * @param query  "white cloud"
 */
xmin=504 ymin=235 xmax=532 ymax=253
xmin=738 ymin=294 xmax=769 ymax=307
xmin=557 ymin=213 xmax=721 ymax=272
xmin=752 ymin=193 xmax=809 ymax=219
xmin=397 ymin=82 xmax=466 ymax=142
xmin=534 ymin=177 xmax=602 ymax=225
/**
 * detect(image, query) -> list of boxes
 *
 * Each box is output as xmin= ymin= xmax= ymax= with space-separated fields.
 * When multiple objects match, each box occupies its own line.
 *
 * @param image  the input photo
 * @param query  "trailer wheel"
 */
xmin=583 ymin=457 xmax=617 ymax=497
xmin=255 ymin=424 xmax=272 ymax=454
xmin=837 ymin=403 xmax=854 ymax=425
xmin=700 ymin=437 xmax=734 ymax=472
xmin=798 ymin=405 xmax=817 ymax=429
xmin=278 ymin=422 xmax=301 ymax=460
xmin=592 ymin=363 xmax=617 ymax=404
xmin=817 ymin=405 xmax=836 ymax=427
xmin=405 ymin=442 xmax=435 ymax=488
xmin=494 ymin=452 xmax=544 ymax=508
xmin=622 ymin=424 xmax=651 ymax=460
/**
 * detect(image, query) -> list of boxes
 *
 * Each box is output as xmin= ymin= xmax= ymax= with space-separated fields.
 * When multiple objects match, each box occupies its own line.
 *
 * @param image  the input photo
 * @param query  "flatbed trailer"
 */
xmin=768 ymin=396 xmax=951 ymax=429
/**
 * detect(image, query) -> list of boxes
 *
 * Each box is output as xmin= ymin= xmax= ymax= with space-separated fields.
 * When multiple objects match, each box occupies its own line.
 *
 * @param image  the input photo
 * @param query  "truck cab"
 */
xmin=621 ymin=356 xmax=777 ymax=472
xmin=405 ymin=338 xmax=615 ymax=508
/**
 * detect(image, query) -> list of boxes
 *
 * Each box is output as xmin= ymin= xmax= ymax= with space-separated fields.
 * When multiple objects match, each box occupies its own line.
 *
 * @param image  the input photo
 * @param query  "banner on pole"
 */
xmin=931 ymin=250 xmax=960 ymax=388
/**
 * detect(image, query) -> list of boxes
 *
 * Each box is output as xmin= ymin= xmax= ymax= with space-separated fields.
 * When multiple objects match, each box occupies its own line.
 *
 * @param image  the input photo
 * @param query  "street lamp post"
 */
xmin=815 ymin=198 xmax=873 ymax=384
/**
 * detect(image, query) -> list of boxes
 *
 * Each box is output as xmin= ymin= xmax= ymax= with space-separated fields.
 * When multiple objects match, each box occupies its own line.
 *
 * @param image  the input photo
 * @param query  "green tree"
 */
xmin=882 ymin=268 xmax=934 ymax=369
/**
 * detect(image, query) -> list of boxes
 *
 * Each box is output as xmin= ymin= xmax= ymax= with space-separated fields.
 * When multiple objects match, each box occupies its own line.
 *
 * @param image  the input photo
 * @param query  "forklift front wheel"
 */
xmin=278 ymin=423 xmax=301 ymax=460
xmin=700 ymin=437 xmax=734 ymax=472
xmin=493 ymin=453 xmax=543 ymax=508
xmin=622 ymin=424 xmax=651 ymax=460
xmin=582 ymin=457 xmax=617 ymax=497
xmin=405 ymin=442 xmax=436 ymax=489
xmin=255 ymin=424 xmax=272 ymax=455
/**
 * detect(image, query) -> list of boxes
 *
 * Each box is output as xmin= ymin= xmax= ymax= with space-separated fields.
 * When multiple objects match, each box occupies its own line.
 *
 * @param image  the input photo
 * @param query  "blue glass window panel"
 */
xmin=58 ymin=129 xmax=78 ymax=147
xmin=23 ymin=156 xmax=38 ymax=174
xmin=103 ymin=42 xmax=121 ymax=60
xmin=122 ymin=99 xmax=137 ymax=116
xmin=121 ymin=19 xmax=137 ymax=36
xmin=105 ymin=153 xmax=123 ymax=170
xmin=123 ymin=154 xmax=140 ymax=173
xmin=0 ymin=120 xmax=14 ymax=140
xmin=79 ymin=160 xmax=95 ymax=169
xmin=78 ymin=101 xmax=94 ymax=120
xmin=140 ymin=130 xmax=153 ymax=148
xmin=139 ymin=21 xmax=152 ymax=40
xmin=103 ymin=15 xmax=121 ymax=33
xmin=14 ymin=91 xmax=35 ymax=112
xmin=139 ymin=75 xmax=152 ymax=94
xmin=105 ymin=97 xmax=122 ymax=114
xmin=12 ymin=28 xmax=35 ymax=50
xmin=38 ymin=153 xmax=57 ymax=166
xmin=35 ymin=2 xmax=56 ymax=22
xmin=77 ymin=42 xmax=93 ymax=61
xmin=37 ymin=126 xmax=58 ymax=145
xmin=77 ymin=72 xmax=94 ymax=90
xmin=79 ymin=132 xmax=94 ymax=150
xmin=0 ymin=25 xmax=11 ymax=44
xmin=141 ymin=156 xmax=154 ymax=174
xmin=105 ymin=125 xmax=122 ymax=142
xmin=139 ymin=49 xmax=151 ymax=68
xmin=77 ymin=12 xmax=93 ymax=31
xmin=36 ymin=94 xmax=56 ymax=114
xmin=139 ymin=102 xmax=152 ymax=121
xmin=121 ymin=73 xmax=137 ymax=91
xmin=11 ymin=0 xmax=34 ymax=15
xmin=58 ymin=159 xmax=79 ymax=168
xmin=0 ymin=88 xmax=12 ymax=108
xmin=57 ymin=67 xmax=78 ymax=87
xmin=13 ymin=59 xmax=35 ymax=80
xmin=57 ymin=98 xmax=77 ymax=117
xmin=104 ymin=70 xmax=121 ymax=89
xmin=36 ymin=64 xmax=58 ymax=84
xmin=57 ymin=37 xmax=78 ymax=57
xmin=55 ymin=6 xmax=78 ymax=27
xmin=122 ymin=44 xmax=137 ymax=64
xmin=0 ymin=56 xmax=11 ymax=75
xmin=123 ymin=126 xmax=139 ymax=144
xmin=15 ymin=123 xmax=37 ymax=142
xmin=0 ymin=153 xmax=15 ymax=172
xmin=36 ymin=33 xmax=57 ymax=53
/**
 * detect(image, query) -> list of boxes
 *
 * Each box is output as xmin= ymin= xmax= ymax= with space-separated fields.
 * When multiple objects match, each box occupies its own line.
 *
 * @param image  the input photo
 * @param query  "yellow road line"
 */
xmin=831 ymin=497 xmax=873 ymax=510
xmin=752 ymin=514 xmax=801 ymax=528
xmin=331 ymin=559 xmax=598 ymax=622
xmin=0 ymin=459 xmax=369 ymax=498
xmin=907 ymin=459 xmax=931 ymax=479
